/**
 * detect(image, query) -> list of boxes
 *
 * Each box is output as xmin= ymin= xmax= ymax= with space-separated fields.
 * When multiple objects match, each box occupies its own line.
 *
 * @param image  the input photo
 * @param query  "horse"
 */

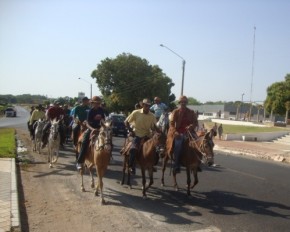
xmin=161 ymin=129 xmax=215 ymax=196
xmin=72 ymin=117 xmax=87 ymax=160
xmin=121 ymin=131 xmax=166 ymax=198
xmin=47 ymin=118 xmax=61 ymax=168
xmin=157 ymin=112 xmax=170 ymax=135
xmin=32 ymin=119 xmax=46 ymax=154
xmin=77 ymin=119 xmax=113 ymax=205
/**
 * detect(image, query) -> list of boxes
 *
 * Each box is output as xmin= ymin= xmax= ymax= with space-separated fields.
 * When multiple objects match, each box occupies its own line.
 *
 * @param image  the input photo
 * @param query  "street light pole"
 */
xmin=241 ymin=93 xmax=245 ymax=120
xmin=78 ymin=77 xmax=92 ymax=99
xmin=160 ymin=44 xmax=186 ymax=96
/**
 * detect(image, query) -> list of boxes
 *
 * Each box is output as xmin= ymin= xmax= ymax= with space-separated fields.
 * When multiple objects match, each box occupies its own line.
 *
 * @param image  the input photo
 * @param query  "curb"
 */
xmin=11 ymin=158 xmax=20 ymax=230
xmin=214 ymin=146 xmax=289 ymax=164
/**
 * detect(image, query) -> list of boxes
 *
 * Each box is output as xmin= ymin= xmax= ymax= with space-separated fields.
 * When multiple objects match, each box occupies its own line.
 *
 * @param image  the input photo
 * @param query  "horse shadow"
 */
xmin=101 ymin=184 xmax=290 ymax=226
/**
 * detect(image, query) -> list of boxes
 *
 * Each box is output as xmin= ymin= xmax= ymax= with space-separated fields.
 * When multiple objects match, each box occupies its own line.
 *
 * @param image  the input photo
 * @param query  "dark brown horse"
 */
xmin=161 ymin=129 xmax=215 ymax=196
xmin=121 ymin=132 xmax=166 ymax=198
xmin=73 ymin=118 xmax=87 ymax=160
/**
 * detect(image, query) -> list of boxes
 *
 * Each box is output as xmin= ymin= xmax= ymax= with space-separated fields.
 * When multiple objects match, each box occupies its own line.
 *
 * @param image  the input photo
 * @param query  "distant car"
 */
xmin=109 ymin=114 xmax=127 ymax=137
xmin=5 ymin=107 xmax=17 ymax=117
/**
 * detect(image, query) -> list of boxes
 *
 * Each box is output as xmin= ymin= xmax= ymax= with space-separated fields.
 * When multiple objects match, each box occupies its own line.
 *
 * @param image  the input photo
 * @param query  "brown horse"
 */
xmin=72 ymin=118 xmax=87 ymax=160
xmin=121 ymin=132 xmax=166 ymax=198
xmin=192 ymin=129 xmax=215 ymax=166
xmin=161 ymin=129 xmax=215 ymax=196
xmin=77 ymin=119 xmax=113 ymax=204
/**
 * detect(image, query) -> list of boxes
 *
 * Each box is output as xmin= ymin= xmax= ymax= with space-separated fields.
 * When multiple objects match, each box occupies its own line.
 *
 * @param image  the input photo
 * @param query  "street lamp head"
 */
xmin=160 ymin=44 xmax=164 ymax=47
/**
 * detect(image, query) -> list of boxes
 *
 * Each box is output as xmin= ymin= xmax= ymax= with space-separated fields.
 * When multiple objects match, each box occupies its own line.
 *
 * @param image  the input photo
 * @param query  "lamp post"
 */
xmin=78 ymin=77 xmax=92 ymax=99
xmin=241 ymin=93 xmax=245 ymax=120
xmin=160 ymin=44 xmax=186 ymax=96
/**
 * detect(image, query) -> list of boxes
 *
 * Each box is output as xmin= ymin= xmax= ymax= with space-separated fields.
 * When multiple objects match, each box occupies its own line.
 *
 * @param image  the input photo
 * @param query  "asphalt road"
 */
xmin=1 ymin=106 xmax=290 ymax=231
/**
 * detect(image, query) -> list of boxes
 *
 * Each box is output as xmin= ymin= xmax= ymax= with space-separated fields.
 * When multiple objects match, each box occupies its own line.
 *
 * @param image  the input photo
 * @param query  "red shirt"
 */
xmin=47 ymin=107 xmax=65 ymax=121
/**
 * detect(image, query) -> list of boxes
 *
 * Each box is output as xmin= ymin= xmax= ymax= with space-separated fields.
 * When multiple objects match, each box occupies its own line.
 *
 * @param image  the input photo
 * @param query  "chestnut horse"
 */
xmin=121 ymin=132 xmax=166 ymax=198
xmin=77 ymin=119 xmax=113 ymax=204
xmin=161 ymin=129 xmax=215 ymax=196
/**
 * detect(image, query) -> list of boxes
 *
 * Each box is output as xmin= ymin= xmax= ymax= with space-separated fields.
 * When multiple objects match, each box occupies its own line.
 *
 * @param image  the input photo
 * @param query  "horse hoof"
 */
xmin=81 ymin=188 xmax=85 ymax=192
xmin=100 ymin=199 xmax=105 ymax=205
xmin=142 ymin=195 xmax=147 ymax=200
xmin=49 ymin=164 xmax=52 ymax=168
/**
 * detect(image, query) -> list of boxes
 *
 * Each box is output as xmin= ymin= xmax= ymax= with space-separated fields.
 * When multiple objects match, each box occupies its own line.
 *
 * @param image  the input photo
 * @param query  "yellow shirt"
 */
xmin=125 ymin=109 xmax=156 ymax=137
xmin=29 ymin=110 xmax=45 ymax=125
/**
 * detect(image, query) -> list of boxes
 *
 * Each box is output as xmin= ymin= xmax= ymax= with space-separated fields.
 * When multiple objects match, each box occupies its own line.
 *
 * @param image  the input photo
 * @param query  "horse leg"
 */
xmin=96 ymin=169 xmax=105 ymax=205
xmin=141 ymin=168 xmax=147 ymax=199
xmin=173 ymin=171 xmax=179 ymax=191
xmin=89 ymin=166 xmax=95 ymax=189
xmin=186 ymin=167 xmax=191 ymax=196
xmin=145 ymin=168 xmax=154 ymax=190
xmin=80 ymin=167 xmax=85 ymax=192
xmin=121 ymin=156 xmax=126 ymax=185
xmin=190 ymin=167 xmax=199 ymax=189
xmin=161 ymin=156 xmax=169 ymax=187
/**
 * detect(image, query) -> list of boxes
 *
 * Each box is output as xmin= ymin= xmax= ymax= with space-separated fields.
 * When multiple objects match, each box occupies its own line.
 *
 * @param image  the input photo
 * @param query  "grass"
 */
xmin=204 ymin=121 xmax=290 ymax=134
xmin=0 ymin=128 xmax=16 ymax=158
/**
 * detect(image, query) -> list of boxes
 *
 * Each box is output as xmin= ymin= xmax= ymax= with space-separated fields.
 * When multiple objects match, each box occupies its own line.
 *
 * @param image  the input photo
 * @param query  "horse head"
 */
xmin=96 ymin=119 xmax=113 ymax=152
xmin=50 ymin=118 xmax=60 ymax=140
xmin=201 ymin=132 xmax=215 ymax=166
xmin=152 ymin=131 xmax=167 ymax=159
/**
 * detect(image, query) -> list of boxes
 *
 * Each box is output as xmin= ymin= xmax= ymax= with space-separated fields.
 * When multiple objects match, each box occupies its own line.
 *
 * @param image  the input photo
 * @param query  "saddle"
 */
xmin=120 ymin=137 xmax=149 ymax=156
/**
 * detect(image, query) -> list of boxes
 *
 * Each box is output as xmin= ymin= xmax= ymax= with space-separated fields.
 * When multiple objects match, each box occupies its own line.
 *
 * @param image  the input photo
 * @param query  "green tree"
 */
xmin=91 ymin=53 xmax=175 ymax=112
xmin=264 ymin=74 xmax=290 ymax=116
xmin=285 ymin=101 xmax=290 ymax=123
xmin=187 ymin=97 xmax=201 ymax=105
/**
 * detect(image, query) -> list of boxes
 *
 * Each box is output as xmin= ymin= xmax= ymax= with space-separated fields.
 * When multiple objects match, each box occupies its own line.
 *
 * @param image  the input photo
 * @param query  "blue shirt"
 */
xmin=150 ymin=103 xmax=167 ymax=118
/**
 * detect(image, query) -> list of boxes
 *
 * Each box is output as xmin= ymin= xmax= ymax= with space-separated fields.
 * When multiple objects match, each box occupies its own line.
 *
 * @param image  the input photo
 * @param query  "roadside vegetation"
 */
xmin=204 ymin=122 xmax=290 ymax=134
xmin=0 ymin=128 xmax=16 ymax=158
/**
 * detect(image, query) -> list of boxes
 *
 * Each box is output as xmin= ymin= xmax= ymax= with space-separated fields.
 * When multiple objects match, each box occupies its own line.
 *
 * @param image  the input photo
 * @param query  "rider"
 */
xmin=76 ymin=96 xmax=106 ymax=170
xmin=72 ymin=97 xmax=90 ymax=148
xmin=166 ymin=95 xmax=199 ymax=173
xmin=150 ymin=96 xmax=168 ymax=121
xmin=41 ymin=100 xmax=65 ymax=149
xmin=124 ymin=98 xmax=158 ymax=175
xmin=29 ymin=104 xmax=45 ymax=140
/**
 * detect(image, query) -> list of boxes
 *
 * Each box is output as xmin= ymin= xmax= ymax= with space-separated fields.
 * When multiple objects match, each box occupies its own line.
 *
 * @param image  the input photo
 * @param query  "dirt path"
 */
xmin=16 ymin=128 xmax=159 ymax=232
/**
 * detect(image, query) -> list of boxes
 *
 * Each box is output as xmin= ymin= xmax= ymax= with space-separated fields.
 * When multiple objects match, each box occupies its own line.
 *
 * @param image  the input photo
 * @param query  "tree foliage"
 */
xmin=264 ymin=74 xmax=290 ymax=116
xmin=91 ymin=53 xmax=175 ymax=112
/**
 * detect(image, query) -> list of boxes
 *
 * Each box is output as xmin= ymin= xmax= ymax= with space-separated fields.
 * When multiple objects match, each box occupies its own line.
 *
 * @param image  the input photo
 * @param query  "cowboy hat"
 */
xmin=90 ymin=96 xmax=102 ymax=103
xmin=142 ymin=98 xmax=152 ymax=106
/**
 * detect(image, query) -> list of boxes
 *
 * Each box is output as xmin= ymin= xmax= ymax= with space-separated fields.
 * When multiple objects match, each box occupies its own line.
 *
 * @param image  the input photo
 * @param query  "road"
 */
xmin=1 ymin=106 xmax=290 ymax=231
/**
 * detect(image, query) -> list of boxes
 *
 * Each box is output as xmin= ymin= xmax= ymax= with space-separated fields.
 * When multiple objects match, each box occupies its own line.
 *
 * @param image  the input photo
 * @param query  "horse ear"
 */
xmin=100 ymin=119 xmax=105 ymax=127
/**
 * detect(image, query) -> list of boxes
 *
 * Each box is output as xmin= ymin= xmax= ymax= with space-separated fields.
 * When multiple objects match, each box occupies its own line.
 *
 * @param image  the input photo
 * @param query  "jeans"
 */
xmin=173 ymin=134 xmax=185 ymax=170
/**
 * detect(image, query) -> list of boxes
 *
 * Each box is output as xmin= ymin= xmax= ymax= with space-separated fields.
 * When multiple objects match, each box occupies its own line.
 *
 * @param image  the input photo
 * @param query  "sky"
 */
xmin=0 ymin=0 xmax=289 ymax=104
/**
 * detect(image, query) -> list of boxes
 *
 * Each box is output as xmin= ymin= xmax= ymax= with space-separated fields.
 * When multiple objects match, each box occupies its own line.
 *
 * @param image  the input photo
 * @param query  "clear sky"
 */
xmin=0 ymin=0 xmax=289 ymax=103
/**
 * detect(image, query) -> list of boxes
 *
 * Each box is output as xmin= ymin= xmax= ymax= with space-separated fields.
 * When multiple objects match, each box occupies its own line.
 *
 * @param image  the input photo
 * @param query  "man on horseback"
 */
xmin=72 ymin=97 xmax=90 ymax=148
xmin=150 ymin=96 xmax=168 ymax=121
xmin=76 ymin=96 xmax=106 ymax=170
xmin=124 ymin=98 xmax=158 ymax=175
xmin=41 ymin=100 xmax=65 ymax=149
xmin=166 ymin=95 xmax=199 ymax=173
xmin=29 ymin=104 xmax=45 ymax=140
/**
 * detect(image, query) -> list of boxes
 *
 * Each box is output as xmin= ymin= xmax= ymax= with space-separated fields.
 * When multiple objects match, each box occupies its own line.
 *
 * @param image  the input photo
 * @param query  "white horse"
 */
xmin=48 ymin=118 xmax=60 ymax=168
xmin=33 ymin=119 xmax=46 ymax=154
